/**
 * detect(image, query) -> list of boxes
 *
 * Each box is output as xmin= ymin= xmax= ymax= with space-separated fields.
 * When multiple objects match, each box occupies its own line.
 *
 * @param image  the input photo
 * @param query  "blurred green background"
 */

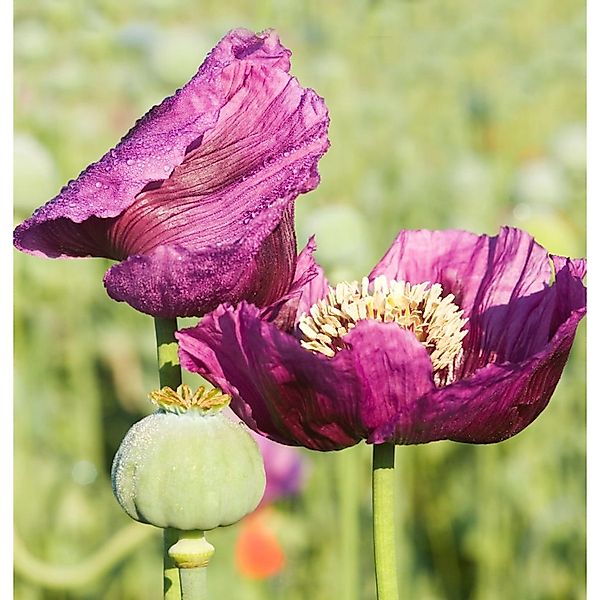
xmin=14 ymin=0 xmax=586 ymax=598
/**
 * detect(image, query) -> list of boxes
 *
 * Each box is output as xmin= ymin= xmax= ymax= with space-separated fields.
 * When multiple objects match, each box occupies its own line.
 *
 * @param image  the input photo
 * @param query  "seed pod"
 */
xmin=111 ymin=385 xmax=266 ymax=531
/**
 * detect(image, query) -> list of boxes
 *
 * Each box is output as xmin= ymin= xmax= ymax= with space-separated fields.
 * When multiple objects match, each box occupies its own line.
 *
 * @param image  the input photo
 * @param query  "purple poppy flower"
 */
xmin=13 ymin=29 xmax=329 ymax=318
xmin=177 ymin=227 xmax=586 ymax=451
xmin=250 ymin=430 xmax=307 ymax=505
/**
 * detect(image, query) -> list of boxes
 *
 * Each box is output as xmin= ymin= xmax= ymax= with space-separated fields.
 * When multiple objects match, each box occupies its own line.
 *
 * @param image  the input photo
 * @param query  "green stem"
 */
xmin=372 ymin=443 xmax=399 ymax=600
xmin=339 ymin=447 xmax=359 ymax=600
xmin=168 ymin=530 xmax=214 ymax=600
xmin=163 ymin=528 xmax=181 ymax=600
xmin=14 ymin=523 xmax=154 ymax=590
xmin=154 ymin=318 xmax=183 ymax=599
xmin=179 ymin=568 xmax=207 ymax=600
xmin=154 ymin=317 xmax=183 ymax=390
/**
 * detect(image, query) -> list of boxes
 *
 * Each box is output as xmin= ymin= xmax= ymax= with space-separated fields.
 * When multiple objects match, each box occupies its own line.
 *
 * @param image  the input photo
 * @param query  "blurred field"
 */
xmin=14 ymin=1 xmax=586 ymax=599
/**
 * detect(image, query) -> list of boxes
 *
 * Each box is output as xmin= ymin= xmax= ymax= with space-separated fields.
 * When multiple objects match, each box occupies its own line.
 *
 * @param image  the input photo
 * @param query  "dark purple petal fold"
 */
xmin=338 ymin=320 xmax=436 ymax=439
xmin=104 ymin=204 xmax=297 ymax=318
xmin=178 ymin=302 xmax=364 ymax=450
xmin=178 ymin=306 xmax=437 ymax=450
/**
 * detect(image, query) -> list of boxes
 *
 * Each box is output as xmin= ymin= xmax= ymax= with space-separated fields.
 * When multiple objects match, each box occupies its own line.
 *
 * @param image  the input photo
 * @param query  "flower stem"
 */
xmin=339 ymin=447 xmax=359 ymax=600
xmin=163 ymin=528 xmax=181 ymax=600
xmin=372 ymin=443 xmax=399 ymax=600
xmin=154 ymin=318 xmax=183 ymax=600
xmin=154 ymin=317 xmax=183 ymax=390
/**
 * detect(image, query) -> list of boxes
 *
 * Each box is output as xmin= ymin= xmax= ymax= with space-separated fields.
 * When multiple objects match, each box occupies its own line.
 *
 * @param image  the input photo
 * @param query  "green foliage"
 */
xmin=14 ymin=0 xmax=585 ymax=598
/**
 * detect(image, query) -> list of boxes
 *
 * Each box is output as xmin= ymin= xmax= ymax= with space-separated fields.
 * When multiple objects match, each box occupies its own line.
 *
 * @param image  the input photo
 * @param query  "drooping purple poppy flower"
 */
xmin=13 ymin=29 xmax=329 ymax=318
xmin=177 ymin=227 xmax=586 ymax=451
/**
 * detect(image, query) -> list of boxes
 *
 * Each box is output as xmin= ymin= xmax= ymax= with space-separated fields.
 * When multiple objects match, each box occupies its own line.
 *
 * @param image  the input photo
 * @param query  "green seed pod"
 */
xmin=111 ymin=385 xmax=265 ymax=531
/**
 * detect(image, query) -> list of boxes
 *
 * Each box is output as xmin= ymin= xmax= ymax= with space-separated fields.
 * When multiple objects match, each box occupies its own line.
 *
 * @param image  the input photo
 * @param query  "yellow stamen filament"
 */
xmin=298 ymin=275 xmax=468 ymax=386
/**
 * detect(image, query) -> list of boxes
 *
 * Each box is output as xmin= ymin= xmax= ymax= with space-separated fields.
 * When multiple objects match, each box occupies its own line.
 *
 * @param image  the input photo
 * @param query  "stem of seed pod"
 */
xmin=168 ymin=530 xmax=215 ymax=600
xmin=179 ymin=569 xmax=208 ymax=600
xmin=154 ymin=318 xmax=183 ymax=600
xmin=372 ymin=443 xmax=399 ymax=600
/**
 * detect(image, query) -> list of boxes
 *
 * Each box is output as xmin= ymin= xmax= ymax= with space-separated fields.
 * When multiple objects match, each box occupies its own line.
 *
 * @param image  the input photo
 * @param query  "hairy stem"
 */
xmin=372 ymin=443 xmax=399 ymax=600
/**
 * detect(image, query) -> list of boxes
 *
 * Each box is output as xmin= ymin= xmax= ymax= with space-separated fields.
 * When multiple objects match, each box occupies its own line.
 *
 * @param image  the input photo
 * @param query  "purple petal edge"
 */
xmin=14 ymin=28 xmax=327 ymax=261
xmin=371 ymin=259 xmax=586 ymax=445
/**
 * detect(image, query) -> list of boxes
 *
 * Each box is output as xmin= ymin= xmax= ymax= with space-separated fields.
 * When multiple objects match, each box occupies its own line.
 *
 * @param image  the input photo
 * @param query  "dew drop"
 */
xmin=126 ymin=159 xmax=135 ymax=166
xmin=95 ymin=182 xmax=102 ymax=188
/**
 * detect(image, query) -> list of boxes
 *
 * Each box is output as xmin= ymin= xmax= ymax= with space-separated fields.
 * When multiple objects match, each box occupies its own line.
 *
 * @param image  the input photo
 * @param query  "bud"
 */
xmin=111 ymin=385 xmax=266 ymax=531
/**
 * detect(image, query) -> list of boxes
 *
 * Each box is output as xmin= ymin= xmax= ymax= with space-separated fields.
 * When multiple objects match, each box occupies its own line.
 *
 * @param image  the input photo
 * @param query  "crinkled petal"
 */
xmin=370 ymin=227 xmax=558 ymax=374
xmin=338 ymin=320 xmax=436 ymax=438
xmin=177 ymin=302 xmax=364 ymax=450
xmin=370 ymin=227 xmax=551 ymax=320
xmin=104 ymin=203 xmax=296 ymax=318
xmin=14 ymin=29 xmax=328 ymax=265
xmin=260 ymin=236 xmax=329 ymax=329
xmin=372 ymin=299 xmax=586 ymax=445
xmin=549 ymin=254 xmax=587 ymax=333
xmin=178 ymin=305 xmax=436 ymax=450
xmin=461 ymin=250 xmax=586 ymax=374
xmin=370 ymin=228 xmax=490 ymax=316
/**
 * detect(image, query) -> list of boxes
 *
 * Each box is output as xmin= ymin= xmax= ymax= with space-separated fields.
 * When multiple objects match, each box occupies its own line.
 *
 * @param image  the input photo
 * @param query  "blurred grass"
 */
xmin=14 ymin=0 xmax=585 ymax=598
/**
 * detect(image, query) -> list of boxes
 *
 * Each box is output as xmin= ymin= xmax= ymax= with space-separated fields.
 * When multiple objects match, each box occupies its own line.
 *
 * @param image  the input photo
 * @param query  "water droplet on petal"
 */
xmin=126 ymin=159 xmax=135 ymax=166
xmin=95 ymin=182 xmax=102 ymax=188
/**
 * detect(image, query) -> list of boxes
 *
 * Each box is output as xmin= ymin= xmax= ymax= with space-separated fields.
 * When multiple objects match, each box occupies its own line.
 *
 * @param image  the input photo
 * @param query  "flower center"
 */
xmin=298 ymin=275 xmax=468 ymax=386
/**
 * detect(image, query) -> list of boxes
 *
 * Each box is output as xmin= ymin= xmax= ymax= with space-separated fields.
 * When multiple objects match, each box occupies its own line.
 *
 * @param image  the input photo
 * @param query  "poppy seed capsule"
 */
xmin=111 ymin=385 xmax=266 ymax=531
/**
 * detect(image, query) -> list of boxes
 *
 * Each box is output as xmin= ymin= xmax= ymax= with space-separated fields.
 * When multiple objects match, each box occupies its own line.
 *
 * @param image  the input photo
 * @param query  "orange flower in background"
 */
xmin=234 ymin=432 xmax=307 ymax=580
xmin=235 ymin=510 xmax=286 ymax=579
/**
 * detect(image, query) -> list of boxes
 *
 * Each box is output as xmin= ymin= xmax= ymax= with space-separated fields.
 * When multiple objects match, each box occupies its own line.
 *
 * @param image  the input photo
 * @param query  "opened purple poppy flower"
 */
xmin=177 ymin=227 xmax=586 ymax=451
xmin=13 ymin=29 xmax=329 ymax=318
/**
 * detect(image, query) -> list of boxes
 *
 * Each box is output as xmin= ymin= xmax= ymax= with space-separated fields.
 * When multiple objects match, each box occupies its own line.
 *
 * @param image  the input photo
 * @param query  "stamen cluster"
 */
xmin=298 ymin=276 xmax=468 ymax=386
